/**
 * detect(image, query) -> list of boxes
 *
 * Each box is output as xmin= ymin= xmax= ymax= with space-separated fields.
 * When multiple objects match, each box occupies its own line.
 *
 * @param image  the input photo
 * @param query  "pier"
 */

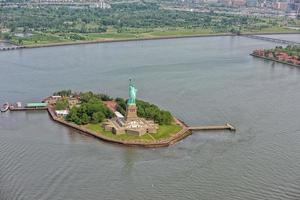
xmin=241 ymin=35 xmax=300 ymax=45
xmin=9 ymin=107 xmax=47 ymax=111
xmin=8 ymin=102 xmax=48 ymax=111
xmin=188 ymin=123 xmax=236 ymax=131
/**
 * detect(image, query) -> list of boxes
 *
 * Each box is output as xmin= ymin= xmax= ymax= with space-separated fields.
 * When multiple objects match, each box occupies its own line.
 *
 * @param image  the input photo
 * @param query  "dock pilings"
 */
xmin=188 ymin=123 xmax=236 ymax=132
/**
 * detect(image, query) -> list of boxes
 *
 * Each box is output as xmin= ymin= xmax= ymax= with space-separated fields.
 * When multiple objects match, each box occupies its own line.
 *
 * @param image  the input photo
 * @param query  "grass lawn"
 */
xmin=84 ymin=27 xmax=217 ymax=41
xmin=84 ymin=32 xmax=138 ymax=40
xmin=144 ymin=27 xmax=215 ymax=37
xmin=12 ymin=27 xmax=222 ymax=46
xmin=85 ymin=123 xmax=182 ymax=143
xmin=12 ymin=26 xmax=299 ymax=47
xmin=11 ymin=32 xmax=70 ymax=46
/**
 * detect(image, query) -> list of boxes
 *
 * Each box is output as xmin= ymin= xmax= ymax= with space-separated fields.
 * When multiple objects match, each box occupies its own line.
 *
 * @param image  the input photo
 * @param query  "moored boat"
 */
xmin=1 ymin=102 xmax=9 ymax=112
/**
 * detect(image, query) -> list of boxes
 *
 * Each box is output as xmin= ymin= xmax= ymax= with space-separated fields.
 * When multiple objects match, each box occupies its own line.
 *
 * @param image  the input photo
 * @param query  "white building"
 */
xmin=55 ymin=110 xmax=69 ymax=117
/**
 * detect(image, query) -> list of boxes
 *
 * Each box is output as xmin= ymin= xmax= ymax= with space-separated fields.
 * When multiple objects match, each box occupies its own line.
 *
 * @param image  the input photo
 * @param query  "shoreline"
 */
xmin=250 ymin=53 xmax=300 ymax=68
xmin=1 ymin=31 xmax=299 ymax=51
xmin=47 ymin=107 xmax=192 ymax=148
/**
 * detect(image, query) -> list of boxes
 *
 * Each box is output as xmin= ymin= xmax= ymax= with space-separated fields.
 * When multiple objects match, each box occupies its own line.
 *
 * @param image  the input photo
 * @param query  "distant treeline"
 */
xmin=0 ymin=2 xmax=288 ymax=36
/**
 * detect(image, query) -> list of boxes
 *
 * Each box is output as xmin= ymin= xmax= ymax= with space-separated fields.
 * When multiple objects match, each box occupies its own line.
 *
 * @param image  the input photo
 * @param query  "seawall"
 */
xmin=47 ymin=107 xmax=192 ymax=148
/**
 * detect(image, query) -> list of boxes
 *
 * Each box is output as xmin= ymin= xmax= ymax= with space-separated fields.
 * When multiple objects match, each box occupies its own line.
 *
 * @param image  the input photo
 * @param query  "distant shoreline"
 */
xmin=1 ymin=31 xmax=299 ymax=51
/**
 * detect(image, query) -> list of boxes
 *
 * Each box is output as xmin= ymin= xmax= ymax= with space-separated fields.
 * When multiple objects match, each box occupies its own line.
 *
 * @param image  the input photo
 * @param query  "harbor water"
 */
xmin=1 ymin=35 xmax=300 ymax=200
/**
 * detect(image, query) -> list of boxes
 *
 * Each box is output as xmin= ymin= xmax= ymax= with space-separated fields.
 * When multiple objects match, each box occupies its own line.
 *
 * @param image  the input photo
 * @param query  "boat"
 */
xmin=1 ymin=102 xmax=9 ymax=112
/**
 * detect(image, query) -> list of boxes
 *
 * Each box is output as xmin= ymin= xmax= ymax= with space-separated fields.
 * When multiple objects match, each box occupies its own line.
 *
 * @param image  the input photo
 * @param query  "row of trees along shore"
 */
xmin=53 ymin=90 xmax=173 ymax=126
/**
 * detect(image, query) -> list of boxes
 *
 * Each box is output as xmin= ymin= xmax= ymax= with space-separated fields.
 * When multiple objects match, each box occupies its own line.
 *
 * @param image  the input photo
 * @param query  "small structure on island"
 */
xmin=103 ymin=79 xmax=158 ymax=136
xmin=55 ymin=110 xmax=69 ymax=117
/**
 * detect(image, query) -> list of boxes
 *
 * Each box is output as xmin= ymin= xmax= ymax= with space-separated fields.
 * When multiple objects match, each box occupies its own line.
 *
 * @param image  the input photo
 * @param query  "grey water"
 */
xmin=262 ymin=34 xmax=300 ymax=43
xmin=1 ymin=35 xmax=300 ymax=200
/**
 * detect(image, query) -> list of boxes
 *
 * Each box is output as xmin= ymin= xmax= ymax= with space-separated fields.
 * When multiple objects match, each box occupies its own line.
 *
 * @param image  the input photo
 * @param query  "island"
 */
xmin=251 ymin=45 xmax=300 ymax=67
xmin=5 ymin=80 xmax=235 ymax=147
xmin=42 ymin=80 xmax=191 ymax=147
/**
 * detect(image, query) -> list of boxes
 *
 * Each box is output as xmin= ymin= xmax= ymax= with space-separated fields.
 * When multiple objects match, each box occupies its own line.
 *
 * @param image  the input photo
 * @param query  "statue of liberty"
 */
xmin=128 ymin=79 xmax=137 ymax=105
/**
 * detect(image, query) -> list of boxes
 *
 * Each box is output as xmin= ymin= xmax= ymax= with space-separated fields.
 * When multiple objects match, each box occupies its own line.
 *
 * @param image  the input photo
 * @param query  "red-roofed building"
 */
xmin=104 ymin=101 xmax=118 ymax=112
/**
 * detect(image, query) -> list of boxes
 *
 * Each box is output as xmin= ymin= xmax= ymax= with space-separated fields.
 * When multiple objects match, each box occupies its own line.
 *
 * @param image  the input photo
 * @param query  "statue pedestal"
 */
xmin=126 ymin=104 xmax=138 ymax=121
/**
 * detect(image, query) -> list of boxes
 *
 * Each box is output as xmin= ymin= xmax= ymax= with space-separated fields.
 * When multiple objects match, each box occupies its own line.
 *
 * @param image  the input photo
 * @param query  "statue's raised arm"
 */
xmin=128 ymin=79 xmax=137 ymax=105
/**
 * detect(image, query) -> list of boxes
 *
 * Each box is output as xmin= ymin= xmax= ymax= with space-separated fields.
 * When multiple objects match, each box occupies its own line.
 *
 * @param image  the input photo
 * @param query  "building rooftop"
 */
xmin=114 ymin=111 xmax=124 ymax=119
xmin=26 ymin=103 xmax=48 ymax=107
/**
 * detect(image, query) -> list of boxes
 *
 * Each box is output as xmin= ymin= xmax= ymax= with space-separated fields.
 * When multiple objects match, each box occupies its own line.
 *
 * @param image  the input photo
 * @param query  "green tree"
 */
xmin=66 ymin=108 xmax=82 ymax=125
xmin=81 ymin=113 xmax=90 ymax=124
xmin=92 ymin=112 xmax=105 ymax=123
xmin=53 ymin=90 xmax=72 ymax=97
xmin=18 ymin=38 xmax=23 ymax=45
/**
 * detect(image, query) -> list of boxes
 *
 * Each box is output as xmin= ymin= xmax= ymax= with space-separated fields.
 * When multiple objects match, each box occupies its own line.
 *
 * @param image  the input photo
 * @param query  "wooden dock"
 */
xmin=188 ymin=123 xmax=236 ymax=131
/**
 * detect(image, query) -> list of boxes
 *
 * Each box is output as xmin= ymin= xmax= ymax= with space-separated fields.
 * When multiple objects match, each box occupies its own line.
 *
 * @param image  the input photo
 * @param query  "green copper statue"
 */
xmin=128 ymin=79 xmax=137 ymax=105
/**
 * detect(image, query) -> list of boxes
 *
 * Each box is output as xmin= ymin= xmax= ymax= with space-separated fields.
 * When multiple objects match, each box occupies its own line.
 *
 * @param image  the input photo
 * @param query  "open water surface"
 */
xmin=1 ymin=35 xmax=300 ymax=200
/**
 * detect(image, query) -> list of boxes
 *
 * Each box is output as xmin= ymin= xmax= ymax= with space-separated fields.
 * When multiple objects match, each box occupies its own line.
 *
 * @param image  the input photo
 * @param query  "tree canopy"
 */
xmin=53 ymin=89 xmax=72 ymax=97
xmin=115 ymin=97 xmax=173 ymax=125
xmin=65 ymin=92 xmax=113 ymax=125
xmin=55 ymin=90 xmax=174 ymax=125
